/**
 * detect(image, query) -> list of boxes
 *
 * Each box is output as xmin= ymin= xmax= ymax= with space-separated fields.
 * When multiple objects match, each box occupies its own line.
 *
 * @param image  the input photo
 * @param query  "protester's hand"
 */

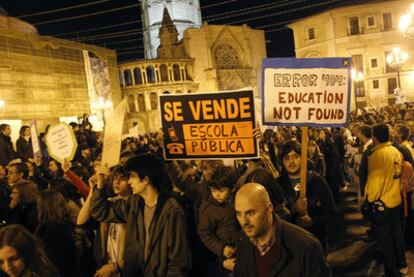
xmin=297 ymin=215 xmax=313 ymax=228
xmin=155 ymin=131 xmax=165 ymax=150
xmin=33 ymin=155 xmax=42 ymax=166
xmin=223 ymin=245 xmax=235 ymax=258
xmin=89 ymin=174 xmax=98 ymax=189
xmin=94 ymin=263 xmax=116 ymax=277
xmin=62 ymin=158 xmax=72 ymax=173
xmin=292 ymin=197 xmax=308 ymax=215
xmin=253 ymin=124 xmax=263 ymax=143
xmin=95 ymin=164 xmax=110 ymax=189
xmin=222 ymin=258 xmax=236 ymax=272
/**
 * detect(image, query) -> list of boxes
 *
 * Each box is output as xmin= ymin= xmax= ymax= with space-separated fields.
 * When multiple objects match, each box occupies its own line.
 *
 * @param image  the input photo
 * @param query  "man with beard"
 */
xmin=276 ymin=141 xmax=338 ymax=250
xmin=224 ymin=183 xmax=329 ymax=276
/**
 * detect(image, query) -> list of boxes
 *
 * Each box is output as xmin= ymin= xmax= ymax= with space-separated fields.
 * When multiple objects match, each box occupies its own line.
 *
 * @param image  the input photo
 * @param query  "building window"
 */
xmin=173 ymin=64 xmax=181 ymax=81
xmin=383 ymin=13 xmax=392 ymax=31
xmin=146 ymin=65 xmax=156 ymax=83
xmin=371 ymin=58 xmax=378 ymax=68
xmin=128 ymin=95 xmax=136 ymax=112
xmin=355 ymin=81 xmax=365 ymax=97
xmin=373 ymin=80 xmax=379 ymax=89
xmin=214 ymin=44 xmax=240 ymax=69
xmin=133 ymin=68 xmax=143 ymax=85
xmin=123 ymin=69 xmax=132 ymax=86
xmin=150 ymin=92 xmax=158 ymax=110
xmin=307 ymin=27 xmax=315 ymax=40
xmin=138 ymin=94 xmax=146 ymax=112
xmin=159 ymin=64 xmax=169 ymax=82
xmin=385 ymin=51 xmax=396 ymax=73
xmin=388 ymin=78 xmax=397 ymax=94
xmin=367 ymin=16 xmax=375 ymax=28
xmin=352 ymin=54 xmax=364 ymax=72
xmin=349 ymin=17 xmax=360 ymax=35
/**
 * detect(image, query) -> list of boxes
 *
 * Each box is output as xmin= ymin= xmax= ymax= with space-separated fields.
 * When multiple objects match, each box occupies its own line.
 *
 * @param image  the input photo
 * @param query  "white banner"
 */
xmin=30 ymin=120 xmax=41 ymax=157
xmin=101 ymin=99 xmax=128 ymax=168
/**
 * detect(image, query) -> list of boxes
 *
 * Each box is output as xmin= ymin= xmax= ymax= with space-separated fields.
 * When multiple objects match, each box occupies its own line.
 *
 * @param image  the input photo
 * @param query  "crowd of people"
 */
xmin=0 ymin=104 xmax=412 ymax=276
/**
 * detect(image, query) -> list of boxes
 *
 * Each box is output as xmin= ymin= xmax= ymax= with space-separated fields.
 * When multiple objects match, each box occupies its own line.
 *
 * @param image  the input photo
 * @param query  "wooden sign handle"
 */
xmin=299 ymin=126 xmax=308 ymax=200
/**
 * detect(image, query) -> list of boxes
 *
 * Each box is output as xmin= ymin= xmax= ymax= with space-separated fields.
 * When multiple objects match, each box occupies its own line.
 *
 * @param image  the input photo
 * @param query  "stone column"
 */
xmin=133 ymin=95 xmax=139 ymax=112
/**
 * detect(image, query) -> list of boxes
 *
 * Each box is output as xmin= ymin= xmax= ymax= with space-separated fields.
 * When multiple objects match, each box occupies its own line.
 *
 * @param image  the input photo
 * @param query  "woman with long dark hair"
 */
xmin=16 ymin=126 xmax=32 ymax=162
xmin=35 ymin=190 xmax=80 ymax=277
xmin=0 ymin=224 xmax=59 ymax=277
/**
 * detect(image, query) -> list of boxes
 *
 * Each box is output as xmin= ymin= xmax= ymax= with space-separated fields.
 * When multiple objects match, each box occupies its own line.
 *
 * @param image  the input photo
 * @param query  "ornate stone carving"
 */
xmin=214 ymin=44 xmax=239 ymax=69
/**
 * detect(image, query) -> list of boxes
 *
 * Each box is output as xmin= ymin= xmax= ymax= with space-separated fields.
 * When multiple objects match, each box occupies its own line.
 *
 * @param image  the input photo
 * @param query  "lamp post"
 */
xmin=399 ymin=4 xmax=414 ymax=37
xmin=92 ymin=96 xmax=112 ymax=127
xmin=351 ymin=69 xmax=364 ymax=111
xmin=386 ymin=47 xmax=408 ymax=90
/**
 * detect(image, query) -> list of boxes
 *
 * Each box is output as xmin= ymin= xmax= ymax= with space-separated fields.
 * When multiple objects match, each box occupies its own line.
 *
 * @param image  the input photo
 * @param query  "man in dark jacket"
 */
xmin=277 ymin=141 xmax=338 ymax=250
xmin=91 ymin=153 xmax=191 ymax=276
xmin=225 ymin=183 xmax=329 ymax=276
xmin=0 ymin=124 xmax=16 ymax=166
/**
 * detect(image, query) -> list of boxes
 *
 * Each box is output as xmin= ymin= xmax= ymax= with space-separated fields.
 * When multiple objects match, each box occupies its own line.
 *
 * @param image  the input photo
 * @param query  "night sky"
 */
xmin=0 ymin=0 xmax=370 ymax=62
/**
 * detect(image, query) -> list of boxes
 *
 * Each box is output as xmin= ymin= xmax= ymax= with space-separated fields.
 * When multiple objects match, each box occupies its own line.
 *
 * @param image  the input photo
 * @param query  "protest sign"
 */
xmin=101 ymin=99 xmax=128 ymax=168
xmin=262 ymin=58 xmax=351 ymax=204
xmin=262 ymin=58 xmax=351 ymax=127
xmin=45 ymin=123 xmax=77 ymax=163
xmin=30 ymin=120 xmax=41 ymax=157
xmin=159 ymin=89 xmax=258 ymax=160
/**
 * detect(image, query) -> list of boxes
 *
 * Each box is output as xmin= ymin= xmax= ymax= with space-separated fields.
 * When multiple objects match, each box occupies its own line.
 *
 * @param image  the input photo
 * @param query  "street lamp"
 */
xmin=386 ymin=47 xmax=408 ymax=90
xmin=351 ymin=69 xmax=364 ymax=111
xmin=92 ymin=96 xmax=112 ymax=126
xmin=399 ymin=4 xmax=414 ymax=37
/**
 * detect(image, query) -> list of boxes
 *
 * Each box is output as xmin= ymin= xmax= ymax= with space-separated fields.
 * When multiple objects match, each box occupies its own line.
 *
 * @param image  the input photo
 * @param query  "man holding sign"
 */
xmin=277 ymin=142 xmax=337 ymax=250
xmin=261 ymin=57 xmax=350 ymax=251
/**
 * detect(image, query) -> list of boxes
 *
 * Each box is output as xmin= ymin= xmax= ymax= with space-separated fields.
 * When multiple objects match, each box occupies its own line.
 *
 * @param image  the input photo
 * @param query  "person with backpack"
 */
xmin=364 ymin=124 xmax=407 ymax=277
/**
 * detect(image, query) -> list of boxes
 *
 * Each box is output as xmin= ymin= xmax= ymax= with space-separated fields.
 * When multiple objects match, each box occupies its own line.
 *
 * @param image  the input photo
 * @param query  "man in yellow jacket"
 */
xmin=365 ymin=124 xmax=407 ymax=277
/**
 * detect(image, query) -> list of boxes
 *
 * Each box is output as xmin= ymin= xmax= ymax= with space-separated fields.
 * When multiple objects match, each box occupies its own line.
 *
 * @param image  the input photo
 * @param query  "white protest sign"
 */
xmin=30 ymin=120 xmax=41 ymax=157
xmin=262 ymin=58 xmax=351 ymax=127
xmin=101 ymin=99 xmax=128 ymax=168
xmin=45 ymin=123 xmax=78 ymax=163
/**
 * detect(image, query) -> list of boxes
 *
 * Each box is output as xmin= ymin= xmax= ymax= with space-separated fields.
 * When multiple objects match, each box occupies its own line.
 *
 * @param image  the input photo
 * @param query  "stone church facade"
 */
xmin=120 ymin=7 xmax=266 ymax=132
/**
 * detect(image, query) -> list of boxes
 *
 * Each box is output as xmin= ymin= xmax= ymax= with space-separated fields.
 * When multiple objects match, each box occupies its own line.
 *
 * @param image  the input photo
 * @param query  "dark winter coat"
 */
xmin=16 ymin=137 xmax=33 ymax=162
xmin=197 ymin=195 xmax=240 ymax=256
xmin=233 ymin=215 xmax=330 ymax=277
xmin=0 ymin=134 xmax=16 ymax=166
xmin=277 ymin=171 xmax=338 ymax=245
xmin=36 ymin=221 xmax=80 ymax=277
xmin=91 ymin=189 xmax=191 ymax=277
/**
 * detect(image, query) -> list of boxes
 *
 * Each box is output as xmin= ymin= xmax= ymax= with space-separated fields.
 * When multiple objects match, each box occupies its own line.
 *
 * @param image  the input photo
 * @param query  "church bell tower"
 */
xmin=140 ymin=0 xmax=202 ymax=59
